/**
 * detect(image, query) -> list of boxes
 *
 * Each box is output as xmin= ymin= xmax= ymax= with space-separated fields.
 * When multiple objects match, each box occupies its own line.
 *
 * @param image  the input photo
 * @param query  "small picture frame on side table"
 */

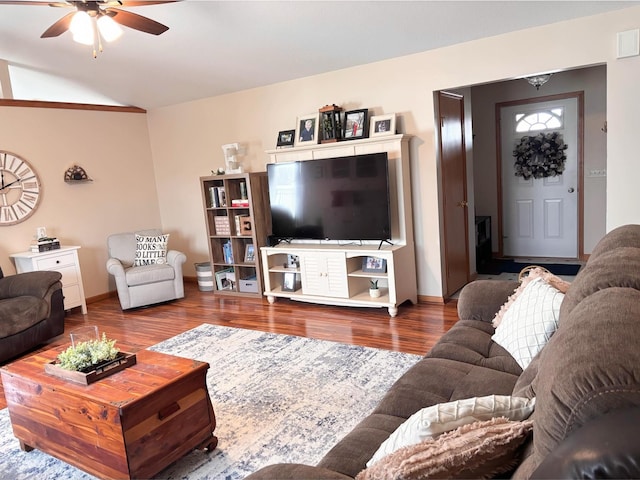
xmin=343 ymin=109 xmax=368 ymax=140
xmin=362 ymin=256 xmax=387 ymax=273
xmin=244 ymin=244 xmax=255 ymax=263
xmin=369 ymin=114 xmax=396 ymax=137
xmin=295 ymin=113 xmax=319 ymax=147
xmin=276 ymin=129 xmax=295 ymax=148
xmin=282 ymin=272 xmax=299 ymax=292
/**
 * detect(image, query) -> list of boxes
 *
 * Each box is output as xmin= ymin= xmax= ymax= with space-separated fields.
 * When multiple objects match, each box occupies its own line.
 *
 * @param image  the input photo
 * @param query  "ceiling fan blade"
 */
xmin=107 ymin=8 xmax=169 ymax=35
xmin=118 ymin=1 xmax=178 ymax=6
xmin=40 ymin=10 xmax=74 ymax=37
xmin=0 ymin=1 xmax=70 ymax=5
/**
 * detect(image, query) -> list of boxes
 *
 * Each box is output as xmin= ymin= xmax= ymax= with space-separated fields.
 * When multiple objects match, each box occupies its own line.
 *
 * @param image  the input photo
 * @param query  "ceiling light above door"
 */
xmin=525 ymin=74 xmax=553 ymax=90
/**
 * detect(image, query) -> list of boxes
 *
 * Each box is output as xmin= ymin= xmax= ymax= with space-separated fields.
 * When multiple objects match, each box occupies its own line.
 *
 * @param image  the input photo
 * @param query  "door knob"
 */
xmin=568 ymin=187 xmax=575 ymax=193
xmin=457 ymin=200 xmax=468 ymax=207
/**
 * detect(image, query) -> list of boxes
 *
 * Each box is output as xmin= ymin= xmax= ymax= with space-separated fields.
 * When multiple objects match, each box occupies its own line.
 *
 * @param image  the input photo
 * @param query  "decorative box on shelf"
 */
xmin=214 ymin=216 xmax=231 ymax=235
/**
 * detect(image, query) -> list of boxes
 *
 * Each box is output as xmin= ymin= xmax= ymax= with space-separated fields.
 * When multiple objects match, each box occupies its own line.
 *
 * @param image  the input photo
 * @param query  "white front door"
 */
xmin=500 ymin=97 xmax=579 ymax=258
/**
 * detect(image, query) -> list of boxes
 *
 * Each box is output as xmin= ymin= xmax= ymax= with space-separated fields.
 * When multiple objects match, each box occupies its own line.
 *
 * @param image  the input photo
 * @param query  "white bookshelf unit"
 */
xmin=261 ymin=134 xmax=417 ymax=317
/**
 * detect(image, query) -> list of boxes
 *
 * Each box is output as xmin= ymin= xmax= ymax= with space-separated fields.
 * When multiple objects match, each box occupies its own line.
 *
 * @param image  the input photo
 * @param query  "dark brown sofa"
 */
xmin=0 ymin=268 xmax=65 ymax=364
xmin=246 ymin=224 xmax=640 ymax=479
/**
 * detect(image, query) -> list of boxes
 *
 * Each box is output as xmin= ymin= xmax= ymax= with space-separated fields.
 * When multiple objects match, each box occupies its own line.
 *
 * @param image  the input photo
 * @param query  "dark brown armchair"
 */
xmin=0 ymin=267 xmax=65 ymax=364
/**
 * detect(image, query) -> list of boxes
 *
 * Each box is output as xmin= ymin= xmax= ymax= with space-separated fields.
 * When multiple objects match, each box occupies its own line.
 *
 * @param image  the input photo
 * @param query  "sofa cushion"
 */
xmin=0 ymin=296 xmax=49 ymax=337
xmin=559 ymin=247 xmax=640 ymax=320
xmin=356 ymin=417 xmax=533 ymax=480
xmin=426 ymin=320 xmax=521 ymax=375
xmin=373 ymin=358 xmax=520 ymax=421
xmin=492 ymin=267 xmax=571 ymax=329
xmin=125 ymin=263 xmax=175 ymax=287
xmin=589 ymin=224 xmax=640 ymax=260
xmin=366 ymin=395 xmax=535 ymax=467
xmin=529 ymin=288 xmax=640 ymax=467
xmin=317 ymin=357 xmax=520 ymax=478
xmin=457 ymin=280 xmax=520 ymax=322
xmin=0 ymin=270 xmax=62 ymax=300
xmin=317 ymin=413 xmax=407 ymax=478
xmin=492 ymin=277 xmax=563 ymax=370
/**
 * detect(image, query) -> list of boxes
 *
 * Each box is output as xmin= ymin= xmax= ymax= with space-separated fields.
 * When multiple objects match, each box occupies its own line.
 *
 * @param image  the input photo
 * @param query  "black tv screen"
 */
xmin=267 ymin=153 xmax=392 ymax=241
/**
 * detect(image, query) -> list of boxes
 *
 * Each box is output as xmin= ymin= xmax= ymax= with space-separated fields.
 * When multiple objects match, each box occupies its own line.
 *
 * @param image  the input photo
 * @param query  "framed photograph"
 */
xmin=343 ymin=109 xmax=368 ymax=140
xmin=362 ymin=256 xmax=387 ymax=273
xmin=286 ymin=254 xmax=300 ymax=269
xmin=282 ymin=272 xmax=299 ymax=292
xmin=244 ymin=244 xmax=255 ymax=263
xmin=295 ymin=113 xmax=319 ymax=147
xmin=215 ymin=268 xmax=236 ymax=290
xmin=370 ymin=114 xmax=396 ymax=137
xmin=276 ymin=129 xmax=295 ymax=148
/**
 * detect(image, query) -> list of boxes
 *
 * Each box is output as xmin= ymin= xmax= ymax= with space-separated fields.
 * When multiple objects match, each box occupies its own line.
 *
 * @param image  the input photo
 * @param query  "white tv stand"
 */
xmin=262 ymin=134 xmax=417 ymax=317
xmin=261 ymin=243 xmax=416 ymax=317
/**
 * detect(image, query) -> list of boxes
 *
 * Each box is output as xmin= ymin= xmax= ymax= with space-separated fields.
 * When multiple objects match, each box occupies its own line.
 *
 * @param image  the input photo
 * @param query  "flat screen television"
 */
xmin=267 ymin=152 xmax=392 ymax=242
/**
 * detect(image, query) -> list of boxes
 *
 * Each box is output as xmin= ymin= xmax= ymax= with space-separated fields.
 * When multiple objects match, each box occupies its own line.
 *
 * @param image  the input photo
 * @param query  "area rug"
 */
xmin=0 ymin=324 xmax=421 ymax=479
xmin=479 ymin=258 xmax=582 ymax=276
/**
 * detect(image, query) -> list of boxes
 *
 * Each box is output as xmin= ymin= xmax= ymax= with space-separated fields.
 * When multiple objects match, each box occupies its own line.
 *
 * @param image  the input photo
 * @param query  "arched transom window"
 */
xmin=515 ymin=107 xmax=564 ymax=132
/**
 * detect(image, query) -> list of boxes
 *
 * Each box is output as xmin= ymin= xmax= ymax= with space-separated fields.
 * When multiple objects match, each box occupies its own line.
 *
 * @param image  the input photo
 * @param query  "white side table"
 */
xmin=10 ymin=246 xmax=88 ymax=314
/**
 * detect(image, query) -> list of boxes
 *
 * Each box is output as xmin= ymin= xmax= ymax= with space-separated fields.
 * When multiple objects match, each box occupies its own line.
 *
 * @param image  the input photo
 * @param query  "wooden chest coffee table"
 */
xmin=0 ymin=348 xmax=217 ymax=479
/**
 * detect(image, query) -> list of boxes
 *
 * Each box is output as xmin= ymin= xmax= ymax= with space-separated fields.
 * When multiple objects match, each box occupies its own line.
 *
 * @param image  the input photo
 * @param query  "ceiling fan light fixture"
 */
xmin=97 ymin=14 xmax=123 ymax=42
xmin=70 ymin=10 xmax=94 ymax=45
xmin=526 ymin=74 xmax=553 ymax=90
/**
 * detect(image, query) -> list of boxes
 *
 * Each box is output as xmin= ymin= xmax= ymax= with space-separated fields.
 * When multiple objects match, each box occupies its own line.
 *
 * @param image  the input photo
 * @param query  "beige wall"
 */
xmin=2 ymin=7 xmax=639 ymax=302
xmin=149 ymin=7 xmax=640 ymax=298
xmin=0 ymin=106 xmax=160 ymax=298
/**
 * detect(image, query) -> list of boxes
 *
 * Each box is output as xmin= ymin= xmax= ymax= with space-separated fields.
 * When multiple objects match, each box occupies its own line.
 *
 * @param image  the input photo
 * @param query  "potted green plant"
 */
xmin=45 ymin=333 xmax=136 ymax=385
xmin=369 ymin=279 xmax=381 ymax=298
xmin=56 ymin=333 xmax=120 ymax=372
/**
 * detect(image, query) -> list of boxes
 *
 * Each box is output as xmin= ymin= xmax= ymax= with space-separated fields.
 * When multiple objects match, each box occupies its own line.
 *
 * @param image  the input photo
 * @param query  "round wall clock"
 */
xmin=0 ymin=151 xmax=42 ymax=226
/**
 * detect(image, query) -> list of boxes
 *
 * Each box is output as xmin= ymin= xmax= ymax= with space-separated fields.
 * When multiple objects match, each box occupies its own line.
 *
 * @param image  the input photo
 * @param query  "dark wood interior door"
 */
xmin=438 ymin=91 xmax=469 ymax=298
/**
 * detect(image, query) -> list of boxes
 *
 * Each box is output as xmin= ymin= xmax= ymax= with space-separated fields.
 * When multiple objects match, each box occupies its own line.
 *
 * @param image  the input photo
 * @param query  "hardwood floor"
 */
xmin=0 ymin=282 xmax=459 ymax=409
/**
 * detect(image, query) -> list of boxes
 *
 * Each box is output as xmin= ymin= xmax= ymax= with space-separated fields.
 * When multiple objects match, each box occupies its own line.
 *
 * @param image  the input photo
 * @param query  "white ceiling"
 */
xmin=0 ymin=1 xmax=637 ymax=110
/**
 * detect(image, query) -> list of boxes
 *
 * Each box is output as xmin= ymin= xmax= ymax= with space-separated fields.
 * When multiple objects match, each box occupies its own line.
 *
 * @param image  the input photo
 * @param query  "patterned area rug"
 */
xmin=0 ymin=324 xmax=421 ymax=479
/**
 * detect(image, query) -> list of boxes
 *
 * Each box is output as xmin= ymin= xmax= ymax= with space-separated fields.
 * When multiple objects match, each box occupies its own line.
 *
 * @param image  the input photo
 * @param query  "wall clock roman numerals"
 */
xmin=0 ymin=151 xmax=42 ymax=226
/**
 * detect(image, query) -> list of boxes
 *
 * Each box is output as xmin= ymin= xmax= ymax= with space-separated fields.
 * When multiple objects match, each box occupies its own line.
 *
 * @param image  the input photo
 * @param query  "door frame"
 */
xmin=496 ymin=91 xmax=585 ymax=260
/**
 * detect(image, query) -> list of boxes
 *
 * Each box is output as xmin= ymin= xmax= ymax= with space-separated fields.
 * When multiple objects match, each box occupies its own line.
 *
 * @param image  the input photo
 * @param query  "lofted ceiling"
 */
xmin=0 ymin=1 xmax=637 ymax=110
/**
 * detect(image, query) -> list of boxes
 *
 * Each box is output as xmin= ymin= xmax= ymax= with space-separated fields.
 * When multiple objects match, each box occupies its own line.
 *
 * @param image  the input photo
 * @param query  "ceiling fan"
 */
xmin=0 ymin=1 xmax=177 ymax=55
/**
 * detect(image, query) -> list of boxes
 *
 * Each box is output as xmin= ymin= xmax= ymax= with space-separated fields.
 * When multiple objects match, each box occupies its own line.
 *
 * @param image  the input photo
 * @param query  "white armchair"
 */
xmin=106 ymin=229 xmax=187 ymax=310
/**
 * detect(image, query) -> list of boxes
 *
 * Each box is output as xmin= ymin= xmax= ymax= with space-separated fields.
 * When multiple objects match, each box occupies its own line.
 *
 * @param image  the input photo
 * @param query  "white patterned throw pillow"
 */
xmin=366 ymin=395 xmax=535 ymax=467
xmin=492 ymin=276 xmax=564 ymax=370
xmin=134 ymin=234 xmax=170 ymax=266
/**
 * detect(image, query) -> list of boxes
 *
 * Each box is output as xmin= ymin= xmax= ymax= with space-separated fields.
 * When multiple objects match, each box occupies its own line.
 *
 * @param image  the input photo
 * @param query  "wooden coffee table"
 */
xmin=1 ymin=347 xmax=217 ymax=479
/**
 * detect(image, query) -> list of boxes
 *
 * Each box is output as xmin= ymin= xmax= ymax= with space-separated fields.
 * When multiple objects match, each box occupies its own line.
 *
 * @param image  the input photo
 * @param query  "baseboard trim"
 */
xmin=86 ymin=291 xmax=117 ymax=305
xmin=418 ymin=294 xmax=447 ymax=304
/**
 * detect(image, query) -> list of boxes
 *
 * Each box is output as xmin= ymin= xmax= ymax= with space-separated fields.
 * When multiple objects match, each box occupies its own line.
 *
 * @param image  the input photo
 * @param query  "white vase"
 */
xmin=369 ymin=288 xmax=381 ymax=298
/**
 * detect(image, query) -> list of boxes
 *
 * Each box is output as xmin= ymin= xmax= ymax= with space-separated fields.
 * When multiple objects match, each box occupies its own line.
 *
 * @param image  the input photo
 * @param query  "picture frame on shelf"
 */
xmin=215 ymin=268 xmax=236 ymax=291
xmin=286 ymin=254 xmax=300 ymax=269
xmin=276 ymin=129 xmax=295 ymax=148
xmin=362 ymin=256 xmax=387 ymax=273
xmin=295 ymin=113 xmax=319 ymax=146
xmin=343 ymin=109 xmax=368 ymax=140
xmin=282 ymin=272 xmax=299 ymax=292
xmin=370 ymin=114 xmax=396 ymax=137
xmin=244 ymin=244 xmax=256 ymax=263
